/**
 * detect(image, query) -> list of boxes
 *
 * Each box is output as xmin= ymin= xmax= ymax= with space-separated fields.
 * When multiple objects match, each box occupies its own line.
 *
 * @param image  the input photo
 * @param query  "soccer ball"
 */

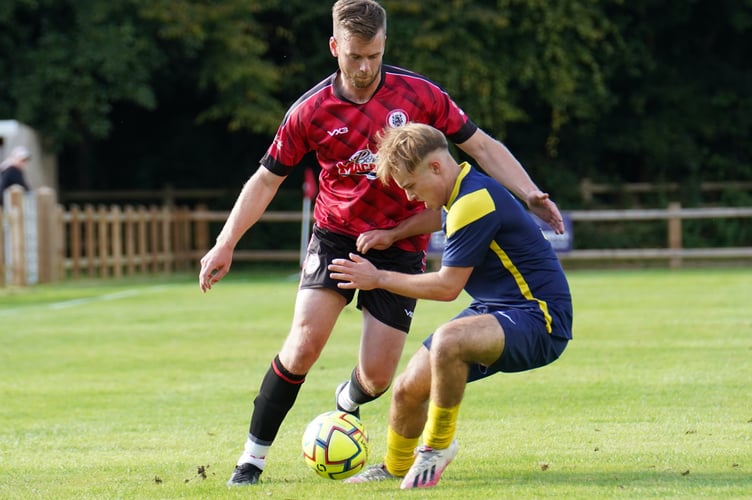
xmin=301 ymin=410 xmax=369 ymax=480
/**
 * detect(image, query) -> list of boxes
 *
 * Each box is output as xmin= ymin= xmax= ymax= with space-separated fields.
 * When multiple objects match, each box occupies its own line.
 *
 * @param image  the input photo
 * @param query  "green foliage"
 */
xmin=384 ymin=0 xmax=621 ymax=157
xmin=0 ymin=0 xmax=162 ymax=149
xmin=577 ymin=0 xmax=752 ymax=187
xmin=1 ymin=269 xmax=751 ymax=498
xmin=0 ymin=0 xmax=285 ymax=151
xmin=0 ymin=0 xmax=750 ymax=211
xmin=138 ymin=0 xmax=284 ymax=134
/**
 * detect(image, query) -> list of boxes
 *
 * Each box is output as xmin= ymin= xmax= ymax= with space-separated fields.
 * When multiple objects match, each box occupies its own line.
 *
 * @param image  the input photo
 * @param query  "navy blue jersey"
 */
xmin=441 ymin=163 xmax=572 ymax=338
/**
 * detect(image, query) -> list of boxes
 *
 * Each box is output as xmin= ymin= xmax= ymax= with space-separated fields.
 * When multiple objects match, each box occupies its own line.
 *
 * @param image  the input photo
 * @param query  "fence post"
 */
xmin=161 ymin=205 xmax=172 ymax=274
xmin=194 ymin=203 xmax=209 ymax=258
xmin=55 ymin=205 xmax=65 ymax=281
xmin=667 ymin=201 xmax=682 ymax=269
xmin=149 ymin=206 xmax=159 ymax=272
xmin=97 ymin=205 xmax=109 ymax=278
xmin=111 ymin=204 xmax=123 ymax=279
xmin=84 ymin=204 xmax=96 ymax=278
xmin=579 ymin=177 xmax=594 ymax=204
xmin=124 ymin=205 xmax=136 ymax=276
xmin=68 ymin=205 xmax=81 ymax=279
xmin=36 ymin=187 xmax=58 ymax=283
xmin=137 ymin=206 xmax=148 ymax=274
xmin=172 ymin=206 xmax=191 ymax=271
xmin=6 ymin=186 xmax=26 ymax=286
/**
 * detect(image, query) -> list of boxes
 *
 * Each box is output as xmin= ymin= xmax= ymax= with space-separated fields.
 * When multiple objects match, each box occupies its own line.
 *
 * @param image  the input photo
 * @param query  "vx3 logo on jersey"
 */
xmin=327 ymin=127 xmax=349 ymax=136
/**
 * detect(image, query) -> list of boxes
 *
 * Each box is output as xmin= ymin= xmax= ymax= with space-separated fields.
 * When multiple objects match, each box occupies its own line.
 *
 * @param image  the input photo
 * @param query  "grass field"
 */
xmin=1 ymin=267 xmax=750 ymax=499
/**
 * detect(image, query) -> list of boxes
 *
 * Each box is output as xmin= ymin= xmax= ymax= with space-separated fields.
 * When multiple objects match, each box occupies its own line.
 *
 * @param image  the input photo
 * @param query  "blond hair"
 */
xmin=375 ymin=123 xmax=448 ymax=184
xmin=332 ymin=0 xmax=387 ymax=41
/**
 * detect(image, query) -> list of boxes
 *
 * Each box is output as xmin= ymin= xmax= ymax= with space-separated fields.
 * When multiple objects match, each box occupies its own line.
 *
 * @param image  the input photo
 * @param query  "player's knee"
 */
xmin=355 ymin=368 xmax=391 ymax=395
xmin=278 ymin=341 xmax=323 ymax=373
xmin=391 ymin=370 xmax=426 ymax=407
xmin=430 ymin=325 xmax=463 ymax=361
xmin=391 ymin=373 xmax=412 ymax=406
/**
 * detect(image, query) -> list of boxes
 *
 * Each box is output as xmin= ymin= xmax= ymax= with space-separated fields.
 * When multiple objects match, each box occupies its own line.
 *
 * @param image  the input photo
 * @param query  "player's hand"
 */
xmin=526 ymin=190 xmax=565 ymax=235
xmin=356 ymin=229 xmax=395 ymax=253
xmin=328 ymin=253 xmax=379 ymax=290
xmin=198 ymin=245 xmax=233 ymax=293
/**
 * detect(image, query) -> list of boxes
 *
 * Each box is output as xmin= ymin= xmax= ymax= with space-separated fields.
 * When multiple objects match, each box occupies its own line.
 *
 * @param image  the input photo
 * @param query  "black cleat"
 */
xmin=335 ymin=381 xmax=360 ymax=419
xmin=227 ymin=463 xmax=262 ymax=486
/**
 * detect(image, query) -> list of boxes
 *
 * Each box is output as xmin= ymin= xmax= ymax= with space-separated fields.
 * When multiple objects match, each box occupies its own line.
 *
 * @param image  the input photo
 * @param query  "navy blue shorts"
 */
xmin=301 ymin=226 xmax=424 ymax=333
xmin=422 ymin=303 xmax=570 ymax=382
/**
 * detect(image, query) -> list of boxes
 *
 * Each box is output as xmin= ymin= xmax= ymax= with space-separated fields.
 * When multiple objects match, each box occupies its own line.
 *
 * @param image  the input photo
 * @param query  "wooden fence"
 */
xmin=560 ymin=203 xmax=752 ymax=268
xmin=2 ymin=185 xmax=752 ymax=287
xmin=59 ymin=181 xmax=752 ymax=207
xmin=578 ymin=178 xmax=752 ymax=204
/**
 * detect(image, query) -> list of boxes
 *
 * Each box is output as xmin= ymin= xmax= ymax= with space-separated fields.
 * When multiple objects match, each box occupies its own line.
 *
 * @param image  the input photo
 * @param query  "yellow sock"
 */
xmin=423 ymin=401 xmax=459 ymax=449
xmin=384 ymin=426 xmax=420 ymax=477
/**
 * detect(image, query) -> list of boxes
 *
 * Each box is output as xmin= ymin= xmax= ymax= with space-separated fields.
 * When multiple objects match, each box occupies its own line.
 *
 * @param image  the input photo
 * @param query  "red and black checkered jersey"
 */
xmin=260 ymin=65 xmax=478 ymax=253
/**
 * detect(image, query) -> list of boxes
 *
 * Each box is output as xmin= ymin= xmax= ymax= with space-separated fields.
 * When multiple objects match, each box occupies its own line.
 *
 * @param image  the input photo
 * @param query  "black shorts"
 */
xmin=300 ymin=226 xmax=424 ymax=333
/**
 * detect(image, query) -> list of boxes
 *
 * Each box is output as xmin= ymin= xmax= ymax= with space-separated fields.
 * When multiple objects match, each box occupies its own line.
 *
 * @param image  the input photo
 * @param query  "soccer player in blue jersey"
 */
xmin=329 ymin=122 xmax=573 ymax=489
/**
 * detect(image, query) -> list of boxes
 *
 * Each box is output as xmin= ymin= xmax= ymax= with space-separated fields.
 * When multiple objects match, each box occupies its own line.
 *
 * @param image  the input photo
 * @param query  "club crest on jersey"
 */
xmin=386 ymin=109 xmax=409 ymax=128
xmin=336 ymin=149 xmax=378 ymax=179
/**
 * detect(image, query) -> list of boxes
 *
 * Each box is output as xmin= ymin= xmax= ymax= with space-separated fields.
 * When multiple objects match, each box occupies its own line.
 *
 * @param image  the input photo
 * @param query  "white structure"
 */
xmin=1 ymin=121 xmax=57 ymax=286
xmin=0 ymin=120 xmax=57 ymax=191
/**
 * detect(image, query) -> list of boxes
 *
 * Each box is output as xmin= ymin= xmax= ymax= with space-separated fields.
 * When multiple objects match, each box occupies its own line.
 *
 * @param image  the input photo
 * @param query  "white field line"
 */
xmin=0 ymin=285 xmax=169 ymax=316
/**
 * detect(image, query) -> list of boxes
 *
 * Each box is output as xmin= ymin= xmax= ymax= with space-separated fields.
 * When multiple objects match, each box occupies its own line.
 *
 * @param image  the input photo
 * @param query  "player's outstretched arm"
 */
xmin=328 ymin=253 xmax=472 ymax=302
xmin=525 ymin=190 xmax=564 ymax=234
xmin=457 ymin=129 xmax=564 ymax=234
xmin=199 ymin=167 xmax=284 ymax=292
xmin=356 ymin=208 xmax=441 ymax=253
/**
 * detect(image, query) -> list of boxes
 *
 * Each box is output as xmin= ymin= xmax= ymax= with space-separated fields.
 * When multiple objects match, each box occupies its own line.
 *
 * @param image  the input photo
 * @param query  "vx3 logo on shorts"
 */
xmin=404 ymin=309 xmax=414 ymax=318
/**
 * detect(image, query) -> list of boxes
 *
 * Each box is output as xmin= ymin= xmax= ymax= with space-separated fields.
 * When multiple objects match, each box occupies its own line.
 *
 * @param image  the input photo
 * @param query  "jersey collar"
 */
xmin=331 ymin=65 xmax=386 ymax=104
xmin=445 ymin=162 xmax=472 ymax=211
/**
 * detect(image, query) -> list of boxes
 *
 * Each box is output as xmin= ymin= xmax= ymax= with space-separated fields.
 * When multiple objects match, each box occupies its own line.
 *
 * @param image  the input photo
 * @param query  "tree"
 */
xmin=0 ymin=1 xmax=161 ymax=148
xmin=1 ymin=0 xmax=749 ymax=206
xmin=591 ymin=0 xmax=752 ymax=192
xmin=0 ymin=0 xmax=286 ymax=188
xmin=383 ymin=0 xmax=621 ymax=151
xmin=379 ymin=0 xmax=624 ymax=201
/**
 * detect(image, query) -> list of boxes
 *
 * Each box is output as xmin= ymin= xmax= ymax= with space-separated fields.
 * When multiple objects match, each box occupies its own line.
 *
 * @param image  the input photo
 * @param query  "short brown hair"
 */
xmin=375 ymin=123 xmax=448 ymax=184
xmin=332 ymin=0 xmax=387 ymax=41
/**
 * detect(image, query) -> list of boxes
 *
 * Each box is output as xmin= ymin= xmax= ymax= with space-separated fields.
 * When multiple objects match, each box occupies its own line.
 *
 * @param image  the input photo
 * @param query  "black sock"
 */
xmin=348 ymin=366 xmax=387 ymax=406
xmin=249 ymin=355 xmax=306 ymax=443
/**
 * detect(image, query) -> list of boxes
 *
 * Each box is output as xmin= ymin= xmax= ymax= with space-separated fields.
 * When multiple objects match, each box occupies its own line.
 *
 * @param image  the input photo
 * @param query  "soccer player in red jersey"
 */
xmin=198 ymin=0 xmax=565 ymax=486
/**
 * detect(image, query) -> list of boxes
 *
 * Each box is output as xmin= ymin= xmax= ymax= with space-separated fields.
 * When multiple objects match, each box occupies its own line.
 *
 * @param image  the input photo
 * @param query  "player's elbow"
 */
xmin=434 ymin=284 xmax=464 ymax=302
xmin=431 ymin=267 xmax=470 ymax=301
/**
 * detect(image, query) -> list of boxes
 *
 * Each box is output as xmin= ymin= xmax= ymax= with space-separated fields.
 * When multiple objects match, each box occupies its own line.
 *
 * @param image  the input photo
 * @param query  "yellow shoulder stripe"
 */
xmin=446 ymin=189 xmax=495 ymax=238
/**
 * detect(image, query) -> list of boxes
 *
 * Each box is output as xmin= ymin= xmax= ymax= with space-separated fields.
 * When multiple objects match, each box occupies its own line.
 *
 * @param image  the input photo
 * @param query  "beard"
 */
xmin=345 ymin=70 xmax=379 ymax=89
